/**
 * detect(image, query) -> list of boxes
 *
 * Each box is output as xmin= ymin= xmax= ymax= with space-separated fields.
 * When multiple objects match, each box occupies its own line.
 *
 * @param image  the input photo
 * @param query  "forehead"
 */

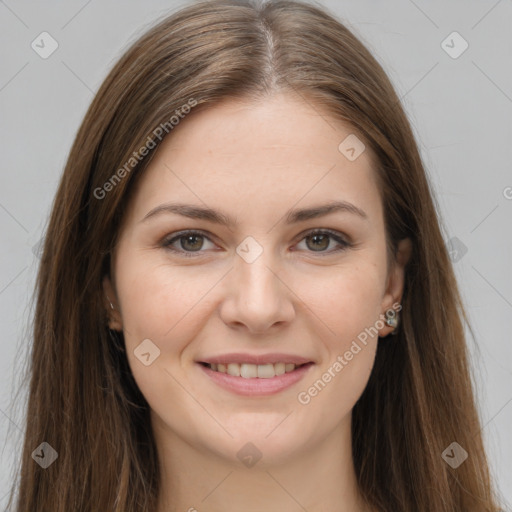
xmin=124 ymin=92 xmax=383 ymax=229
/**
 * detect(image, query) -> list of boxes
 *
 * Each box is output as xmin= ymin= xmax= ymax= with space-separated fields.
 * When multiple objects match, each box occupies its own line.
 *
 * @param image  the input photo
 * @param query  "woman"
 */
xmin=7 ymin=0 xmax=505 ymax=510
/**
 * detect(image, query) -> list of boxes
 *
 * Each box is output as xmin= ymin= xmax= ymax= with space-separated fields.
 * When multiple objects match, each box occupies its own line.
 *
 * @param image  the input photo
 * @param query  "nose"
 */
xmin=218 ymin=250 xmax=295 ymax=334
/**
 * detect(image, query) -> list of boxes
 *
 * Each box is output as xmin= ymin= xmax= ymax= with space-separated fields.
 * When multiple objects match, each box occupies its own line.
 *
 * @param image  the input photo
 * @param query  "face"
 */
xmin=104 ymin=91 xmax=410 ymax=467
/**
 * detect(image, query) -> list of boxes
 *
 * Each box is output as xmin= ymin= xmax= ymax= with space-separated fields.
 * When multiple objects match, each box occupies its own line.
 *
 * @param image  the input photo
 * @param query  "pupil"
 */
xmin=182 ymin=235 xmax=203 ymax=251
xmin=308 ymin=234 xmax=328 ymax=251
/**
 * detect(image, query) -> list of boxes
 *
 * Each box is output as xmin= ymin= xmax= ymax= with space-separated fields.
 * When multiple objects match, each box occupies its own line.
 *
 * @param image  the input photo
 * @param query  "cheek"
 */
xmin=115 ymin=251 xmax=218 ymax=342
xmin=292 ymin=261 xmax=383 ymax=409
xmin=114 ymin=255 xmax=212 ymax=416
xmin=113 ymin=252 xmax=208 ymax=391
xmin=303 ymin=260 xmax=384 ymax=340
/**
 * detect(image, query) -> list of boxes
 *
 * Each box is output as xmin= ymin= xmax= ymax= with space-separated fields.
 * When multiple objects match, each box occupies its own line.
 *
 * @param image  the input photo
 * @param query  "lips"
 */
xmin=196 ymin=353 xmax=315 ymax=396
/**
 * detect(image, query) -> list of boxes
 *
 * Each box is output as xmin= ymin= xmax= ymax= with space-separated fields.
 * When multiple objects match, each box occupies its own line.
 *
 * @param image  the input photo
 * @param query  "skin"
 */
xmin=104 ymin=91 xmax=412 ymax=512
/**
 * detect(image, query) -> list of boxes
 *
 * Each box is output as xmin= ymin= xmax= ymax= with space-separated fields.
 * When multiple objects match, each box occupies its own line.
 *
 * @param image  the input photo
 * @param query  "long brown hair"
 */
xmin=6 ymin=0 xmax=505 ymax=510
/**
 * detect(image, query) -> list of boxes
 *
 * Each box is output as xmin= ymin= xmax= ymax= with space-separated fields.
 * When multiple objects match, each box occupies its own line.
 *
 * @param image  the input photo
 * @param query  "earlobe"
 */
xmin=378 ymin=238 xmax=413 ymax=337
xmin=102 ymin=275 xmax=123 ymax=331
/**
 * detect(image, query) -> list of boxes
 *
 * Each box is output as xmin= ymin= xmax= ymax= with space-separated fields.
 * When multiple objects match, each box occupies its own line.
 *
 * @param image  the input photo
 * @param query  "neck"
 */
xmin=153 ymin=412 xmax=372 ymax=512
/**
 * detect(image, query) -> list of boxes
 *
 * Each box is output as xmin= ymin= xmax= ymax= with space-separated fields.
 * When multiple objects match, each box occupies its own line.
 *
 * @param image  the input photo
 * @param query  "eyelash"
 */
xmin=161 ymin=229 xmax=351 ymax=258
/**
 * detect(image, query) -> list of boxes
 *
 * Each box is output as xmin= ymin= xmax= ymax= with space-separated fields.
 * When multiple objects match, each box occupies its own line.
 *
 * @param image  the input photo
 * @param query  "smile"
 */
xmin=197 ymin=361 xmax=314 ymax=396
xmin=201 ymin=362 xmax=302 ymax=378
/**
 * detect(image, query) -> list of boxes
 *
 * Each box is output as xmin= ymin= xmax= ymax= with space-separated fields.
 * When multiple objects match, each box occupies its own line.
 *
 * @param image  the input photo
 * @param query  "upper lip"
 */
xmin=197 ymin=353 xmax=314 ymax=366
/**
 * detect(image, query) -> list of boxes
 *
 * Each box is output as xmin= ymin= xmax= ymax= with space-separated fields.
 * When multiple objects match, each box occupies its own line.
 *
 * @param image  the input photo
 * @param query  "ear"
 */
xmin=378 ymin=238 xmax=412 ymax=337
xmin=102 ymin=275 xmax=123 ymax=331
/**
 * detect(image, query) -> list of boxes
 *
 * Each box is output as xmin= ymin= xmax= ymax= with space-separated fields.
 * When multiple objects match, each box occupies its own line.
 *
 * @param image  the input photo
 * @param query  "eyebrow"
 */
xmin=141 ymin=200 xmax=368 ymax=227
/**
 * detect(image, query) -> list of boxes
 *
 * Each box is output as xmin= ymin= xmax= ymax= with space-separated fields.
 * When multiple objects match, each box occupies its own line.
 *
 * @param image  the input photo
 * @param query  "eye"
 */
xmin=161 ymin=229 xmax=351 ymax=258
xmin=295 ymin=229 xmax=351 ymax=254
xmin=161 ymin=230 xmax=216 ymax=256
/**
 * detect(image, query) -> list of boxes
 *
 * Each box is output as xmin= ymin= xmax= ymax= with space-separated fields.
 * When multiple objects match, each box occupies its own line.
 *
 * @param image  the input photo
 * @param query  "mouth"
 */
xmin=198 ymin=361 xmax=310 ymax=378
xmin=196 ymin=360 xmax=315 ymax=396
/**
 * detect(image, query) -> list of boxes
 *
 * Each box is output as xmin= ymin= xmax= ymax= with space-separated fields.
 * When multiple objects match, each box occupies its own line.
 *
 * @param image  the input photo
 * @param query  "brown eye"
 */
xmin=179 ymin=234 xmax=205 ymax=251
xmin=162 ymin=230 xmax=216 ymax=257
xmin=296 ymin=230 xmax=350 ymax=254
xmin=162 ymin=229 xmax=351 ymax=258
xmin=305 ymin=233 xmax=330 ymax=251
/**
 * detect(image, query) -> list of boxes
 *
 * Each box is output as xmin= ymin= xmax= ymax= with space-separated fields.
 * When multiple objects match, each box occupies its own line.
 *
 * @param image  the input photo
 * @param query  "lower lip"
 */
xmin=197 ymin=363 xmax=314 ymax=396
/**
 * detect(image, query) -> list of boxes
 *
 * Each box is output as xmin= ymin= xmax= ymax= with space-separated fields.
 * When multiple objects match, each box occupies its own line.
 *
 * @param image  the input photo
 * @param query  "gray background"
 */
xmin=0 ymin=0 xmax=511 ymax=508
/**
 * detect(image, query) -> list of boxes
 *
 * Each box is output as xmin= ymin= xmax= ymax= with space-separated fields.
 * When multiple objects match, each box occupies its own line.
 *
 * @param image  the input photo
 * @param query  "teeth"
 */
xmin=208 ymin=362 xmax=299 ymax=378
xmin=242 ymin=364 xmax=258 ymax=378
xmin=227 ymin=363 xmax=240 ymax=377
xmin=274 ymin=362 xmax=286 ymax=376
